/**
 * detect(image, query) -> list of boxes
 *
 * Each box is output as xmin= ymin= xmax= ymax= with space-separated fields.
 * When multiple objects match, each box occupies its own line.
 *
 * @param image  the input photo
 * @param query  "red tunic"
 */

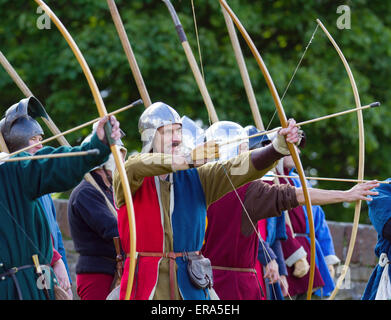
xmin=201 ymin=184 xmax=264 ymax=300
xmin=118 ymin=176 xmax=163 ymax=300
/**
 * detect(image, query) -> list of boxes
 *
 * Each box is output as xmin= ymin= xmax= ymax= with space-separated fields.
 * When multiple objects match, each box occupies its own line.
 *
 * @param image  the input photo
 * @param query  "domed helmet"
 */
xmin=138 ymin=102 xmax=182 ymax=153
xmin=205 ymin=121 xmax=248 ymax=161
xmin=0 ymin=96 xmax=47 ymax=153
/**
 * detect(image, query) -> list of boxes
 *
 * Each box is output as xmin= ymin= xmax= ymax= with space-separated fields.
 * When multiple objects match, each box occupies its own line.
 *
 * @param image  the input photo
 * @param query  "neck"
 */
xmin=159 ymin=173 xmax=169 ymax=181
xmin=95 ymin=169 xmax=112 ymax=188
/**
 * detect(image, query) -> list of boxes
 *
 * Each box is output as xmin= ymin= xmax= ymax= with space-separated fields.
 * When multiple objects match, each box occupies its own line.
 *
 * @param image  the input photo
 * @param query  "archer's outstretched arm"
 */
xmin=295 ymin=181 xmax=379 ymax=206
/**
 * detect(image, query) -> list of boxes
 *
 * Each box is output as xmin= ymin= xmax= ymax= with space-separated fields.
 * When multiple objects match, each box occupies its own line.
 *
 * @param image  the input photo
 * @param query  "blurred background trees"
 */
xmin=1 ymin=0 xmax=390 ymax=223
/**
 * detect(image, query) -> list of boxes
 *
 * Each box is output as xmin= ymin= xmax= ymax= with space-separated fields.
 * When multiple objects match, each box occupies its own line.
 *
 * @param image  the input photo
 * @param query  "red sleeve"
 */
xmin=241 ymin=179 xmax=299 ymax=236
xmin=50 ymin=236 xmax=62 ymax=266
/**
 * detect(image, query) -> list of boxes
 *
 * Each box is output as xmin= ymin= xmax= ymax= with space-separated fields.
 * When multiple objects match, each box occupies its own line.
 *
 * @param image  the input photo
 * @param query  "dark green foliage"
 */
xmin=1 ymin=0 xmax=390 ymax=222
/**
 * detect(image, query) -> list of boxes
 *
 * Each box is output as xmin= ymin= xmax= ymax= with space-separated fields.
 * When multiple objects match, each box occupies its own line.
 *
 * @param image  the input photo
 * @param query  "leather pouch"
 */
xmin=186 ymin=253 xmax=213 ymax=289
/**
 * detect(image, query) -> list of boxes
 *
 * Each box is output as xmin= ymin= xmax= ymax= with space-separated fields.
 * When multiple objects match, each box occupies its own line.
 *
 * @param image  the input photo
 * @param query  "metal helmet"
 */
xmin=244 ymin=125 xmax=272 ymax=150
xmin=181 ymin=116 xmax=205 ymax=153
xmin=138 ymin=102 xmax=182 ymax=153
xmin=205 ymin=121 xmax=248 ymax=161
xmin=0 ymin=96 xmax=46 ymax=153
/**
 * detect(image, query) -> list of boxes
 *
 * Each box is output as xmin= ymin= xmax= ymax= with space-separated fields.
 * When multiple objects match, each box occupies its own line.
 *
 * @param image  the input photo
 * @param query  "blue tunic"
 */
xmin=362 ymin=179 xmax=391 ymax=300
xmin=172 ymin=169 xmax=209 ymax=300
xmin=38 ymin=194 xmax=71 ymax=282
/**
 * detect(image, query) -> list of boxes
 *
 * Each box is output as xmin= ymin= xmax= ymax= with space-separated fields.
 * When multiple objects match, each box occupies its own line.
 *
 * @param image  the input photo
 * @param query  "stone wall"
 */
xmin=326 ymin=221 xmax=378 ymax=300
xmin=53 ymin=199 xmax=379 ymax=300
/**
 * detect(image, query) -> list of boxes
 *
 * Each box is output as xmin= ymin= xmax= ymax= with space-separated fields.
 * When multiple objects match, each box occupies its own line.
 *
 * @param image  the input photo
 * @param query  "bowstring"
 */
xmin=191 ymin=0 xmax=205 ymax=81
xmin=262 ymin=23 xmax=320 ymax=134
xmin=190 ymin=1 xmax=291 ymax=299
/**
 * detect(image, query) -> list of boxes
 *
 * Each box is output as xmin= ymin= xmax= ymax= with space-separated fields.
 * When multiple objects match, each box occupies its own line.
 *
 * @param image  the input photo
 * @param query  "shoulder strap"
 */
xmin=84 ymin=174 xmax=118 ymax=219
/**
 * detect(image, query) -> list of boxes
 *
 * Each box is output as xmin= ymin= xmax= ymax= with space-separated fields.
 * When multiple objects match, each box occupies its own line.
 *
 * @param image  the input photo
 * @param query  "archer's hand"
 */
xmin=346 ymin=181 xmax=379 ymax=202
xmin=187 ymin=141 xmax=219 ymax=167
xmin=264 ymin=259 xmax=279 ymax=284
xmin=273 ymin=119 xmax=302 ymax=155
xmin=95 ymin=115 xmax=121 ymax=145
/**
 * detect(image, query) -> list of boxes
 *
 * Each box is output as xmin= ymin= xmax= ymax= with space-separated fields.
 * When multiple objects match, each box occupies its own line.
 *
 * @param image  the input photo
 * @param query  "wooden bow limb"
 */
xmin=107 ymin=0 xmax=152 ymax=107
xmin=0 ymin=149 xmax=100 ymax=162
xmin=33 ymin=0 xmax=137 ymax=300
xmin=0 ymin=50 xmax=69 ymax=147
xmin=316 ymin=18 xmax=366 ymax=300
xmin=220 ymin=0 xmax=316 ymax=299
xmin=162 ymin=0 xmax=219 ymax=123
xmin=219 ymin=101 xmax=379 ymax=147
xmin=220 ymin=3 xmax=264 ymax=130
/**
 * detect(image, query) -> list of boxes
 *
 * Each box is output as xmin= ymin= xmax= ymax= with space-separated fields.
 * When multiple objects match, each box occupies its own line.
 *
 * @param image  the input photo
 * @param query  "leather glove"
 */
xmin=272 ymin=128 xmax=304 ymax=155
xmin=186 ymin=141 xmax=219 ymax=167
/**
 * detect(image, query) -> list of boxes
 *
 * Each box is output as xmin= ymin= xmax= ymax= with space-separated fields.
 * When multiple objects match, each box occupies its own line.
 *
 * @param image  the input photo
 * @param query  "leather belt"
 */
xmin=212 ymin=265 xmax=257 ymax=273
xmin=294 ymin=233 xmax=309 ymax=237
xmin=0 ymin=264 xmax=35 ymax=300
xmin=127 ymin=251 xmax=200 ymax=300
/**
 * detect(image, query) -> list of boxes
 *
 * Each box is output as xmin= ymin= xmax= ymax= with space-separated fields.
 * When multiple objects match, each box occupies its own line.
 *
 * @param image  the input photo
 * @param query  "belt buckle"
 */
xmin=182 ymin=251 xmax=189 ymax=262
xmin=10 ymin=267 xmax=18 ymax=274
xmin=166 ymin=252 xmax=176 ymax=260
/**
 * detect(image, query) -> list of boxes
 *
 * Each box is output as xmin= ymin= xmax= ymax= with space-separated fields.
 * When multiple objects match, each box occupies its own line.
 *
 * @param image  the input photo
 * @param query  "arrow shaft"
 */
xmin=2 ymin=150 xmax=99 ymax=162
xmin=265 ymin=174 xmax=387 ymax=184
xmin=220 ymin=102 xmax=378 ymax=147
